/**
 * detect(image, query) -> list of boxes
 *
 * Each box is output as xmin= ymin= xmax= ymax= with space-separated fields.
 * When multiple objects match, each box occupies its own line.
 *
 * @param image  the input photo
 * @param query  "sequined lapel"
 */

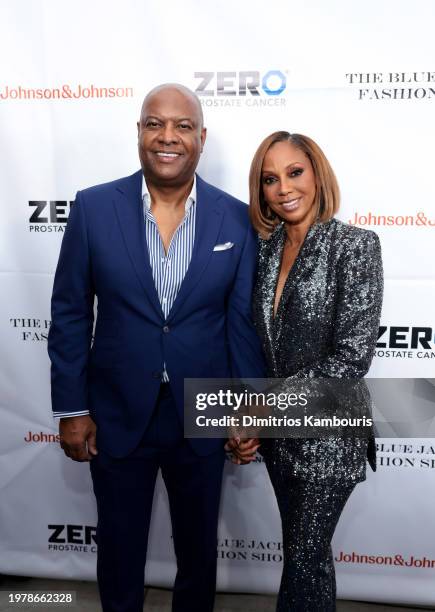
xmin=273 ymin=221 xmax=331 ymax=328
xmin=256 ymin=221 xmax=333 ymax=374
xmin=259 ymin=224 xmax=285 ymax=372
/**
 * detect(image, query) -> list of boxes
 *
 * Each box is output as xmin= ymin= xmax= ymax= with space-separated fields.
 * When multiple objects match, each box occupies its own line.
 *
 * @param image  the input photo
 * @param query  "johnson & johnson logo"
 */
xmin=24 ymin=431 xmax=60 ymax=444
xmin=335 ymin=550 xmax=435 ymax=568
xmin=1 ymin=84 xmax=134 ymax=101
xmin=348 ymin=211 xmax=434 ymax=227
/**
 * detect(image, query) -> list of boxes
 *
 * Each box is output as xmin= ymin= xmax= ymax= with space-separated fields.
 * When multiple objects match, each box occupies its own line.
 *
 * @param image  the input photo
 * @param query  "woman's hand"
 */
xmin=225 ymin=437 xmax=261 ymax=465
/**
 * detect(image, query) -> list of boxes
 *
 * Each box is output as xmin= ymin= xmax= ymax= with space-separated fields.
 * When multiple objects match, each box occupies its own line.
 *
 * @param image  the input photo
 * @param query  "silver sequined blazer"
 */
xmin=252 ymin=218 xmax=384 ymax=482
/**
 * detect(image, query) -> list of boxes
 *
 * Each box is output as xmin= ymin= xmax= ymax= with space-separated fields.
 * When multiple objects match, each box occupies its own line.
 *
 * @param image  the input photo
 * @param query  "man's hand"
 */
xmin=225 ymin=437 xmax=260 ymax=465
xmin=59 ymin=415 xmax=97 ymax=462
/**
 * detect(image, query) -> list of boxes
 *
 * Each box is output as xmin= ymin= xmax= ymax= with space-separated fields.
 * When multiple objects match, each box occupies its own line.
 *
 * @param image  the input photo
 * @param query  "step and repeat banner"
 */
xmin=1 ymin=0 xmax=434 ymax=606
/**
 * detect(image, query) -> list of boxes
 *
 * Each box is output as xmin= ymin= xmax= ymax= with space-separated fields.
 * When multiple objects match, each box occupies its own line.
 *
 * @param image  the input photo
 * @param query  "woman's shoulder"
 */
xmin=328 ymin=218 xmax=381 ymax=250
xmin=256 ymin=218 xmax=381 ymax=257
xmin=324 ymin=220 xmax=383 ymax=279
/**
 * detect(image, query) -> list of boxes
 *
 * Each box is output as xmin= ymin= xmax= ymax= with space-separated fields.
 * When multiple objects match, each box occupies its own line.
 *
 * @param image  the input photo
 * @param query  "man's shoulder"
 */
xmin=77 ymin=170 xmax=142 ymax=200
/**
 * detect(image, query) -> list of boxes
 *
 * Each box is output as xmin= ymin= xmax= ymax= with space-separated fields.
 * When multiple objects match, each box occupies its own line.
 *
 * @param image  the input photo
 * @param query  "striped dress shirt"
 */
xmin=142 ymin=176 xmax=196 ymax=320
xmin=143 ymin=176 xmax=196 ymax=381
xmin=54 ymin=175 xmax=196 ymax=417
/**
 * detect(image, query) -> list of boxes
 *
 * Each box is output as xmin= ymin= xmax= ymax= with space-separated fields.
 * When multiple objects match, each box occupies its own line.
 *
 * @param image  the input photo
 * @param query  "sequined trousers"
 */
xmin=265 ymin=455 xmax=357 ymax=612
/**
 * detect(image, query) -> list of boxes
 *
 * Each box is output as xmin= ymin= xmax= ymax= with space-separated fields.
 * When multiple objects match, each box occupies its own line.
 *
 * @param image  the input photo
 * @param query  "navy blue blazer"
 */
xmin=48 ymin=170 xmax=266 ymax=457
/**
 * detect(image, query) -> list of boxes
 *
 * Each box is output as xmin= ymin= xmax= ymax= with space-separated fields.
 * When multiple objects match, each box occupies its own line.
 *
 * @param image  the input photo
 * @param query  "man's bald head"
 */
xmin=140 ymin=83 xmax=204 ymax=128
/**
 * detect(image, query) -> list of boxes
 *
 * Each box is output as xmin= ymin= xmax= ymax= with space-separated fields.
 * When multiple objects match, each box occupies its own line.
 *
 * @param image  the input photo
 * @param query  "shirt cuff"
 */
xmin=53 ymin=410 xmax=90 ymax=418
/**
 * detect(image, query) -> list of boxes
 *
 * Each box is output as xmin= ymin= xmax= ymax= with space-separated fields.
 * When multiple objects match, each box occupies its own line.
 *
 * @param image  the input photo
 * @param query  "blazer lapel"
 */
xmin=112 ymin=170 xmax=164 ymax=321
xmin=275 ymin=221 xmax=329 ymax=323
xmin=166 ymin=175 xmax=224 ymax=323
xmin=260 ymin=225 xmax=285 ymax=360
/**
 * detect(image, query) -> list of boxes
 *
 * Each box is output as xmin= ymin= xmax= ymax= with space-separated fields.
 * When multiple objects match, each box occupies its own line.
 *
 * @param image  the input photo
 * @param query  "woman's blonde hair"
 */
xmin=249 ymin=131 xmax=340 ymax=238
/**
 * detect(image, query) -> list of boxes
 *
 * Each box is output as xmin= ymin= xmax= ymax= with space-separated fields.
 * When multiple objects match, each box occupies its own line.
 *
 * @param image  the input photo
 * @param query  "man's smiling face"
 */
xmin=137 ymin=86 xmax=206 ymax=189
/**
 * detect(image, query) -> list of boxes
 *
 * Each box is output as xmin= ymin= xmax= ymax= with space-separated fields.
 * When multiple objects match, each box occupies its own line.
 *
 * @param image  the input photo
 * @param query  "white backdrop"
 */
xmin=1 ymin=0 xmax=435 ymax=606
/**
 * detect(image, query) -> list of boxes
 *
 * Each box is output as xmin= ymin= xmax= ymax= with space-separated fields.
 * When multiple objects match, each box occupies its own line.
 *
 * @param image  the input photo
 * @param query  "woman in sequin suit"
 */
xmin=244 ymin=132 xmax=383 ymax=611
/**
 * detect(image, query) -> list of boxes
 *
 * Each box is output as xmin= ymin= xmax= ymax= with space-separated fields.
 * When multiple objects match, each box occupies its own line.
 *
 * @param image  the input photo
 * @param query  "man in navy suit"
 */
xmin=48 ymin=83 xmax=265 ymax=612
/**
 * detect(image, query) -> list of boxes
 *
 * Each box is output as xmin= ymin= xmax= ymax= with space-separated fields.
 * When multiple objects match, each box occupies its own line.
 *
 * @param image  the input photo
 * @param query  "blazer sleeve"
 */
xmin=292 ymin=230 xmax=383 ymax=379
xmin=47 ymin=191 xmax=94 ymax=417
xmin=226 ymin=223 xmax=267 ymax=378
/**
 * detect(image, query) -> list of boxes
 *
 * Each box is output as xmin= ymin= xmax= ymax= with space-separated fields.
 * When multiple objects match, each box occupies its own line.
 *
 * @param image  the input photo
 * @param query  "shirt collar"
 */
xmin=142 ymin=174 xmax=197 ymax=213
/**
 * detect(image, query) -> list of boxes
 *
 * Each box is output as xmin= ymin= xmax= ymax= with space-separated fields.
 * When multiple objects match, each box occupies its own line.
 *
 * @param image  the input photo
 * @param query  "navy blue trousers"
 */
xmin=90 ymin=383 xmax=225 ymax=612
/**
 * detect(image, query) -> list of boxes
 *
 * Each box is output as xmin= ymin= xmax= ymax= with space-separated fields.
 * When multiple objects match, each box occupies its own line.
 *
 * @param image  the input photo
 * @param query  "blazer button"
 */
xmin=163 ymin=325 xmax=170 ymax=333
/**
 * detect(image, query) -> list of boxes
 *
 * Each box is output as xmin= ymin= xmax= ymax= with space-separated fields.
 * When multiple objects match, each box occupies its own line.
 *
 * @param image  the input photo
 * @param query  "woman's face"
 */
xmin=261 ymin=140 xmax=317 ymax=225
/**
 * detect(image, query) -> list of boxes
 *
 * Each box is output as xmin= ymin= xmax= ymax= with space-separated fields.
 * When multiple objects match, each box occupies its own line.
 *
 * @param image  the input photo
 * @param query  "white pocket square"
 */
xmin=213 ymin=242 xmax=234 ymax=252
